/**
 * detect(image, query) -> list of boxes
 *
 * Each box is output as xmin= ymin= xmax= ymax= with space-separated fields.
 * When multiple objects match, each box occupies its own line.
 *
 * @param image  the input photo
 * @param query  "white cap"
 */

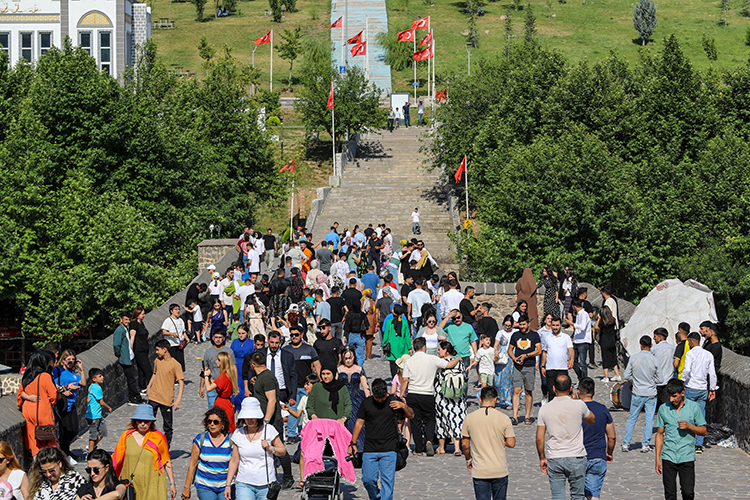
xmin=237 ymin=397 xmax=264 ymax=419
xmin=213 ymin=272 xmax=221 ymax=279
xmin=206 ymin=264 xmax=216 ymax=271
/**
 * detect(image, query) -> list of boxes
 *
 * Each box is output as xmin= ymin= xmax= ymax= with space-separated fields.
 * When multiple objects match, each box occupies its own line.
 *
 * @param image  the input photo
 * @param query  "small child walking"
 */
xmin=467 ymin=335 xmax=497 ymax=388
xmin=86 ymin=368 xmax=112 ymax=453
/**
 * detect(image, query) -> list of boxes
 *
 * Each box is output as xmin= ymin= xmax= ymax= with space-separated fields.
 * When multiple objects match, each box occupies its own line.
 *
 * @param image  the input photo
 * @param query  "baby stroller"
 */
xmin=299 ymin=419 xmax=356 ymax=500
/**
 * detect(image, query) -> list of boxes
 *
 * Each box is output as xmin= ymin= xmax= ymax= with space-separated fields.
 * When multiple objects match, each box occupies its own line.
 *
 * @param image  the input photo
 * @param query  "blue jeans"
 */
xmin=584 ymin=458 xmax=607 ymax=498
xmin=547 ymin=456 xmax=586 ymax=500
xmin=573 ymin=343 xmax=590 ymax=380
xmin=348 ymin=333 xmax=366 ymax=366
xmin=207 ymin=389 xmax=217 ymax=408
xmin=236 ymin=482 xmax=267 ymax=500
xmin=472 ymin=476 xmax=508 ymax=500
xmin=685 ymin=388 xmax=708 ymax=446
xmin=418 ymin=113 xmax=424 ymax=126
xmin=196 ymin=488 xmax=224 ymax=500
xmin=623 ymin=394 xmax=657 ymax=447
xmin=362 ymin=451 xmax=396 ymax=500
xmin=412 ymin=221 xmax=420 ymax=234
xmin=286 ymin=387 xmax=307 ymax=438
xmin=387 ymin=265 xmax=399 ymax=288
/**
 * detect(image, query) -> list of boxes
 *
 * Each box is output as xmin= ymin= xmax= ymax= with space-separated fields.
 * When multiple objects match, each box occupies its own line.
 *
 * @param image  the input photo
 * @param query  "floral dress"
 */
xmin=494 ymin=330 xmax=514 ymax=407
xmin=339 ymin=369 xmax=366 ymax=450
xmin=537 ymin=277 xmax=558 ymax=317
xmin=434 ymin=359 xmax=467 ymax=439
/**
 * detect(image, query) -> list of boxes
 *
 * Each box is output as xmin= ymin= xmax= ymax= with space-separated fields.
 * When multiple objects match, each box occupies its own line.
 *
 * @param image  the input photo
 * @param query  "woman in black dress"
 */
xmin=536 ymin=265 xmax=559 ymax=317
xmin=595 ymin=305 xmax=621 ymax=382
xmin=129 ymin=307 xmax=152 ymax=391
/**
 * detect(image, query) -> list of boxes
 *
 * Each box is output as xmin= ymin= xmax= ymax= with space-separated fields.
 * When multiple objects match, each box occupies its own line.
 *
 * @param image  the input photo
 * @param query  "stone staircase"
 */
xmin=314 ymin=126 xmax=456 ymax=264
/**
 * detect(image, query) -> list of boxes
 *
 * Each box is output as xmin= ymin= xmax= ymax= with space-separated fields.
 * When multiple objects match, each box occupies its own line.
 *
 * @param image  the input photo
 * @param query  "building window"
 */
xmin=20 ymin=32 xmax=32 ymax=62
xmin=39 ymin=32 xmax=52 ymax=57
xmin=99 ymin=31 xmax=111 ymax=74
xmin=0 ymin=33 xmax=9 ymax=60
xmin=79 ymin=31 xmax=91 ymax=55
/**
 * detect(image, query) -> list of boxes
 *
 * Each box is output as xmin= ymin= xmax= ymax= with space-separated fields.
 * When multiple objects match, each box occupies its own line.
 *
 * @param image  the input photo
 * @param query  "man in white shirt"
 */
xmin=411 ymin=208 xmax=421 ymax=235
xmin=681 ymin=332 xmax=717 ymax=453
xmin=651 ymin=328 xmax=675 ymax=407
xmin=235 ymin=275 xmax=257 ymax=322
xmin=410 ymin=240 xmax=439 ymax=270
xmin=330 ymin=253 xmax=350 ymax=283
xmin=219 ymin=269 xmax=235 ymax=320
xmin=536 ymin=374 xmax=595 ymax=500
xmin=406 ymin=278 xmax=432 ymax=331
xmin=541 ymin=317 xmax=574 ymax=402
xmin=160 ymin=304 xmax=189 ymax=370
xmin=439 ymin=279 xmax=464 ymax=319
xmin=400 ymin=337 xmax=460 ymax=456
xmin=246 ymin=245 xmax=261 ymax=274
xmin=568 ymin=298 xmax=592 ymax=381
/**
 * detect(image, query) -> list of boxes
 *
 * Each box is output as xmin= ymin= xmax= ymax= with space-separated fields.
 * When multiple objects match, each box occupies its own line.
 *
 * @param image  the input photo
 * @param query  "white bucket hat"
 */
xmin=237 ymin=397 xmax=264 ymax=420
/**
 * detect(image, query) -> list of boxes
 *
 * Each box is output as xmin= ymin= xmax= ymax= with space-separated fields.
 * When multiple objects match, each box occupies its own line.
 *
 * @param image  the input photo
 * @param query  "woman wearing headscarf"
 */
xmin=381 ymin=304 xmax=413 ymax=377
xmin=416 ymin=250 xmax=433 ymax=281
xmin=361 ymin=289 xmax=378 ymax=360
xmin=17 ymin=350 xmax=59 ymax=456
xmin=305 ymin=366 xmax=352 ymax=423
xmin=306 ymin=261 xmax=323 ymax=290
xmin=316 ymin=273 xmax=331 ymax=300
xmin=515 ymin=268 xmax=539 ymax=330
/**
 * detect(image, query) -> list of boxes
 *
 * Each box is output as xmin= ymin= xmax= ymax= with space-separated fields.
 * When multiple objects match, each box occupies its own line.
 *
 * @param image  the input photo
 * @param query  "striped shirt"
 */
xmin=194 ymin=432 xmax=233 ymax=492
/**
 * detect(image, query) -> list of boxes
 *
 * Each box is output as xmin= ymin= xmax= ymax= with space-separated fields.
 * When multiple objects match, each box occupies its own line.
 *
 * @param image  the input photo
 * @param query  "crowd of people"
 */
xmin=9 ymin=223 xmax=727 ymax=500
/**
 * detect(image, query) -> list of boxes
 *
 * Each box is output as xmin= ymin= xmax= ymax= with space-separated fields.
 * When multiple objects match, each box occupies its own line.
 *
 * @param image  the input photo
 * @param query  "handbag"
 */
xmin=382 ymin=342 xmax=391 ymax=358
xmin=124 ymin=431 xmax=149 ymax=500
xmin=264 ymin=424 xmax=281 ymax=500
xmin=34 ymin=376 xmax=57 ymax=442
xmin=171 ymin=318 xmax=188 ymax=350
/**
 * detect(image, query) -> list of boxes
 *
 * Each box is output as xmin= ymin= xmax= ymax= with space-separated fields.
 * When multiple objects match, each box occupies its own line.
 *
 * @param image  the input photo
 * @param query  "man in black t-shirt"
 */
xmin=313 ymin=319 xmax=344 ymax=370
xmin=459 ymin=286 xmax=478 ymax=325
xmin=508 ymin=315 xmax=542 ymax=425
xmin=349 ymin=378 xmax=414 ymax=500
xmin=364 ymin=224 xmax=375 ymax=238
xmin=399 ymin=275 xmax=415 ymax=306
xmin=328 ymin=287 xmax=347 ymax=340
xmin=475 ymin=303 xmax=499 ymax=339
xmin=262 ymin=229 xmax=277 ymax=271
xmin=367 ymin=234 xmax=384 ymax=268
xmin=342 ymin=279 xmax=363 ymax=314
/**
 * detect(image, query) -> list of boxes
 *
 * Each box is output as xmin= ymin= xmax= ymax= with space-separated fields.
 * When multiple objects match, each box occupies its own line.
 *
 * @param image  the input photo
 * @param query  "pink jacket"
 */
xmin=300 ymin=418 xmax=356 ymax=484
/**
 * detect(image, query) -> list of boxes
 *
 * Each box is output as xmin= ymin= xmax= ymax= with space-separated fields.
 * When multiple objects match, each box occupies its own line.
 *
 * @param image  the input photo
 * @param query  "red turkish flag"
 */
xmin=413 ymin=45 xmax=433 ymax=61
xmin=397 ymin=29 xmax=415 ymax=42
xmin=420 ymin=30 xmax=433 ymax=47
xmin=327 ymin=83 xmax=334 ymax=110
xmin=350 ymin=42 xmax=367 ymax=57
xmin=254 ymin=31 xmax=271 ymax=46
xmin=411 ymin=16 xmax=429 ymax=30
xmin=347 ymin=31 xmax=363 ymax=45
xmin=436 ymin=89 xmax=447 ymax=102
xmin=330 ymin=16 xmax=342 ymax=28
xmin=280 ymin=158 xmax=296 ymax=173
xmin=455 ymin=155 xmax=466 ymax=183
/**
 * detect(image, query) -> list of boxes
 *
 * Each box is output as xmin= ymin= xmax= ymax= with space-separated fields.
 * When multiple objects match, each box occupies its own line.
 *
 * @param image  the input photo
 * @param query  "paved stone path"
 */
xmin=72 ymin=338 xmax=750 ymax=499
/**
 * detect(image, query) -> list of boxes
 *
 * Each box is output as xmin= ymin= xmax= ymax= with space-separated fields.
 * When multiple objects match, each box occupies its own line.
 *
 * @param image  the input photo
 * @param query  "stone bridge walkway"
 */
xmin=72 ymin=340 xmax=750 ymax=499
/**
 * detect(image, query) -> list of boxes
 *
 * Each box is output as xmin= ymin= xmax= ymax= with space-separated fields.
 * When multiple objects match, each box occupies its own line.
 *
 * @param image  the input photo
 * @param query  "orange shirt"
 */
xmin=18 ymin=372 xmax=58 ymax=454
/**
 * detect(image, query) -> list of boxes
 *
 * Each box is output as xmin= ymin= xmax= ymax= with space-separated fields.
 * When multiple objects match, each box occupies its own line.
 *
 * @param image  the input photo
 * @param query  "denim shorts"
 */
xmin=87 ymin=418 xmax=107 ymax=441
xmin=584 ymin=458 xmax=607 ymax=498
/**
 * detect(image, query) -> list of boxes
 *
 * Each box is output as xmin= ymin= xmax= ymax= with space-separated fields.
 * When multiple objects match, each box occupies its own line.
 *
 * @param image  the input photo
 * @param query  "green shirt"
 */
xmin=444 ymin=322 xmax=478 ymax=358
xmin=254 ymin=369 xmax=282 ymax=424
xmin=223 ymin=281 xmax=242 ymax=314
xmin=306 ymin=382 xmax=352 ymax=421
xmin=382 ymin=317 xmax=412 ymax=361
xmin=228 ymin=322 xmax=242 ymax=340
xmin=656 ymin=398 xmax=706 ymax=464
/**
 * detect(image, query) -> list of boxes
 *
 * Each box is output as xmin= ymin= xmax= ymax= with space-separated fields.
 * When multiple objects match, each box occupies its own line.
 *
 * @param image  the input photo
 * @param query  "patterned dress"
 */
xmin=494 ymin=330 xmax=514 ymax=407
xmin=340 ymin=370 xmax=366 ymax=450
xmin=537 ymin=277 xmax=558 ymax=317
xmin=434 ymin=359 xmax=467 ymax=439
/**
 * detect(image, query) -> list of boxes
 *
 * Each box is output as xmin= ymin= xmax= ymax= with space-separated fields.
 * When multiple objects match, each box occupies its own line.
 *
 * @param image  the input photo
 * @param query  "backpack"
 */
xmin=441 ymin=367 xmax=466 ymax=400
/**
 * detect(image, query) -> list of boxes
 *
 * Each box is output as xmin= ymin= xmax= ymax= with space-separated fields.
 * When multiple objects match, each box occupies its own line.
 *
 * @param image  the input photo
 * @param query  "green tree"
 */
xmin=197 ymin=35 xmax=216 ymax=62
xmin=505 ymin=16 xmax=513 ymax=56
xmin=633 ymin=0 xmax=657 ymax=46
xmin=276 ymin=26 xmax=304 ymax=89
xmin=269 ymin=0 xmax=283 ymax=22
xmin=375 ymin=28 xmax=414 ymax=71
xmin=281 ymin=0 xmax=298 ymax=13
xmin=524 ymin=4 xmax=537 ymax=43
xmin=702 ymin=34 xmax=718 ymax=66
xmin=193 ymin=0 xmax=209 ymax=21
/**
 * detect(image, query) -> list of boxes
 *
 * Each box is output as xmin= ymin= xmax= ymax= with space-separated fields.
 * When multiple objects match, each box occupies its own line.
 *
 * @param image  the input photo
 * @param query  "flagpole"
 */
xmin=344 ymin=0 xmax=349 ymax=68
xmin=365 ymin=17 xmax=369 ymax=81
xmin=270 ymin=30 xmax=274 ymax=92
xmin=427 ymin=18 xmax=431 ymax=103
xmin=432 ymin=35 xmax=436 ymax=119
xmin=413 ymin=37 xmax=417 ymax=101
xmin=464 ymin=155 xmax=469 ymax=222
xmin=332 ymin=89 xmax=336 ymax=178
xmin=341 ymin=19 xmax=345 ymax=72
xmin=290 ymin=172 xmax=295 ymax=237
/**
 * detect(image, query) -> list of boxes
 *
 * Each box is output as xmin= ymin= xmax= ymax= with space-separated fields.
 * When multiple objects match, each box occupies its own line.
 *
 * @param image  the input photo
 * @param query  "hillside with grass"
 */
xmin=153 ymin=0 xmax=750 ymax=94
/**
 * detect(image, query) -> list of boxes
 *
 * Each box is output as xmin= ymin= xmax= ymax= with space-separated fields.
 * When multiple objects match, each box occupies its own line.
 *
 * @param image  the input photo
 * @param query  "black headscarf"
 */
xmin=320 ymin=367 xmax=346 ymax=413
xmin=392 ymin=304 xmax=406 ymax=337
xmin=22 ymin=350 xmax=54 ymax=388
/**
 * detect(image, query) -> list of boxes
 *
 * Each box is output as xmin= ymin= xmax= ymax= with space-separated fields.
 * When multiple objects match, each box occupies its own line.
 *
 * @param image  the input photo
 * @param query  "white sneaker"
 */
xmin=67 ymin=456 xmax=78 ymax=465
xmin=611 ymin=376 xmax=622 ymax=382
xmin=601 ymin=377 xmax=610 ymax=383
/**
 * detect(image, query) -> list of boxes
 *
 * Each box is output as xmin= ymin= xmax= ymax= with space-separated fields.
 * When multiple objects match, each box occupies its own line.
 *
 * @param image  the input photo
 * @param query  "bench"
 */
xmin=153 ymin=18 xmax=174 ymax=29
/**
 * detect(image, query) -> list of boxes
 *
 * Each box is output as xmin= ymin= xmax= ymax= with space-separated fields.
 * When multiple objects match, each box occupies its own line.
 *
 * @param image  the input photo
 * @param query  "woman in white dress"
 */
xmin=0 ymin=442 xmax=28 ymax=500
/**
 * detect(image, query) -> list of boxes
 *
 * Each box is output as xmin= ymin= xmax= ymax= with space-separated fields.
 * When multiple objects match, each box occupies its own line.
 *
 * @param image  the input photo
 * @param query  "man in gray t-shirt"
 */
xmin=200 ymin=331 xmax=235 ymax=408
xmin=316 ymin=244 xmax=334 ymax=274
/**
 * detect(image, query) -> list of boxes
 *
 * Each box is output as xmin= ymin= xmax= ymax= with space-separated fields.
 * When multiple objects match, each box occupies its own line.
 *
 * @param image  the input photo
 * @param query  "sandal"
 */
xmin=436 ymin=449 xmax=446 ymax=454
xmin=511 ymin=417 xmax=518 ymax=426
xmin=524 ymin=418 xmax=533 ymax=425
xmin=453 ymin=451 xmax=462 ymax=456
xmin=295 ymin=482 xmax=304 ymax=490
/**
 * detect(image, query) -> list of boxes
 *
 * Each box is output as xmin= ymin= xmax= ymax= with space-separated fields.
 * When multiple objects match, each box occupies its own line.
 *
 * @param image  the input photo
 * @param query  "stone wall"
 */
xmin=709 ymin=348 xmax=750 ymax=452
xmin=0 ymin=247 xmax=240 ymax=467
xmin=198 ymin=239 xmax=238 ymax=273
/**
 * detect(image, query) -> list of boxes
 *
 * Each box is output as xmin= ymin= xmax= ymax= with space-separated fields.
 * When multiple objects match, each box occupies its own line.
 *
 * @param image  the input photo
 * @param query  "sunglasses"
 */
xmin=85 ymin=466 xmax=104 ymax=475
xmin=41 ymin=467 xmax=58 ymax=475
xmin=290 ymin=333 xmax=301 ymax=337
xmin=0 ymin=457 xmax=7 ymax=464
xmin=207 ymin=419 xmax=222 ymax=425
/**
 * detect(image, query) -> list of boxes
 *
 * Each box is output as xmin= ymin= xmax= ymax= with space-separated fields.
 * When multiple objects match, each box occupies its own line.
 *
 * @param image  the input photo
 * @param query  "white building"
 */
xmin=0 ymin=0 xmax=151 ymax=79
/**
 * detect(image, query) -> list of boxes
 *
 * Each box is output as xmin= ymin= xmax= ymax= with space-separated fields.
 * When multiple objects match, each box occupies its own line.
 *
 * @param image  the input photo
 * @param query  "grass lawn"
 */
xmin=386 ymin=0 xmax=750 ymax=92
xmin=150 ymin=0 xmax=332 ymax=95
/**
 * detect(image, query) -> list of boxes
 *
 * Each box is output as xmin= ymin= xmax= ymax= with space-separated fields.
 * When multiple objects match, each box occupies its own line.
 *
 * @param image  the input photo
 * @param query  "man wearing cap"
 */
xmin=113 ymin=312 xmax=142 ymax=405
xmin=651 ymin=328 xmax=675 ymax=408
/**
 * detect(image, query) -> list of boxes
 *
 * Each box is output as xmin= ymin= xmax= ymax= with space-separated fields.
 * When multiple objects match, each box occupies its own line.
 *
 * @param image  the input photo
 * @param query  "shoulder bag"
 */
xmin=171 ymin=318 xmax=188 ymax=350
xmin=264 ymin=425 xmax=281 ymax=500
xmin=34 ymin=376 xmax=57 ymax=442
